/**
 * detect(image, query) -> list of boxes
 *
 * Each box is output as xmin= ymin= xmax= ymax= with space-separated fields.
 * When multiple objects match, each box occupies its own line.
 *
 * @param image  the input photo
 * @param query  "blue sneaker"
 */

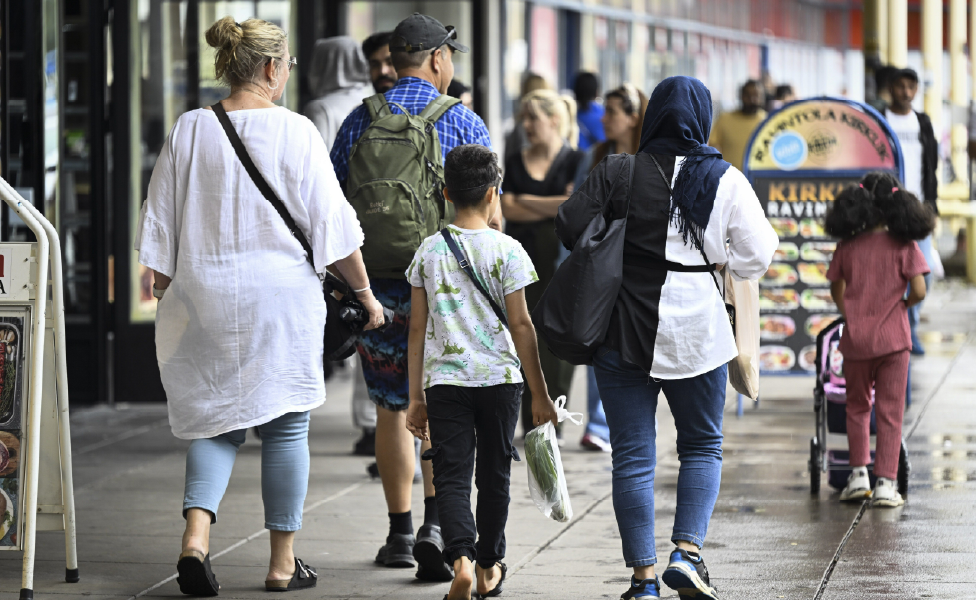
xmin=620 ymin=575 xmax=660 ymax=599
xmin=661 ymin=548 xmax=719 ymax=599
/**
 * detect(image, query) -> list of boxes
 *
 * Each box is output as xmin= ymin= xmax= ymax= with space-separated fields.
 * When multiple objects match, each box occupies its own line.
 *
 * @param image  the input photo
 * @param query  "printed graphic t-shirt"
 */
xmin=825 ymin=231 xmax=929 ymax=361
xmin=407 ymin=225 xmax=538 ymax=388
xmin=885 ymin=109 xmax=924 ymax=199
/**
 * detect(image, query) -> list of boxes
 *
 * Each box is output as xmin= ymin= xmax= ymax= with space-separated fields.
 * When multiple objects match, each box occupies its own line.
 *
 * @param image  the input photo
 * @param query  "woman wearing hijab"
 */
xmin=556 ymin=77 xmax=777 ymax=599
xmin=304 ymin=36 xmax=372 ymax=152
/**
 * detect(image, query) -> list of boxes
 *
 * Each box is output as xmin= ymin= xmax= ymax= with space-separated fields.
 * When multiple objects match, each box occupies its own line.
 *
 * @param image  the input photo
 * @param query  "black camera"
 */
xmin=338 ymin=304 xmax=394 ymax=333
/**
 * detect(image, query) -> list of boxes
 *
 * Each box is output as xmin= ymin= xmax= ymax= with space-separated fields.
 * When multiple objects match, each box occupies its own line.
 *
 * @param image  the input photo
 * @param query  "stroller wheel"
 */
xmin=897 ymin=440 xmax=910 ymax=497
xmin=810 ymin=438 xmax=821 ymax=494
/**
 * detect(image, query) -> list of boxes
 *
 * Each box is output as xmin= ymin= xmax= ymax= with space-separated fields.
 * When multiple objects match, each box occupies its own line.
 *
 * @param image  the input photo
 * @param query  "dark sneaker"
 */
xmin=661 ymin=548 xmax=719 ymax=599
xmin=414 ymin=524 xmax=454 ymax=581
xmin=375 ymin=533 xmax=416 ymax=568
xmin=353 ymin=429 xmax=376 ymax=456
xmin=621 ymin=575 xmax=660 ymax=598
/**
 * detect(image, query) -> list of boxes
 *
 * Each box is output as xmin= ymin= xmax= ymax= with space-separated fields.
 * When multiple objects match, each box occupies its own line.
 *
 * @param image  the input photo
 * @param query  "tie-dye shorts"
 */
xmin=356 ymin=278 xmax=412 ymax=412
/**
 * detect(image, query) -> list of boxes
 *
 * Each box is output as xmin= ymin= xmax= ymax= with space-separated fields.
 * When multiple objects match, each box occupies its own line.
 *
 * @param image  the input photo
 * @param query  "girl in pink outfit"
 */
xmin=824 ymin=172 xmax=934 ymax=507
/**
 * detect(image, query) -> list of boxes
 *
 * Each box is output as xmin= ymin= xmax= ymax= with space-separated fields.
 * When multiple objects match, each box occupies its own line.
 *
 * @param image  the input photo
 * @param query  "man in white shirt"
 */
xmin=884 ymin=67 xmax=938 ymax=355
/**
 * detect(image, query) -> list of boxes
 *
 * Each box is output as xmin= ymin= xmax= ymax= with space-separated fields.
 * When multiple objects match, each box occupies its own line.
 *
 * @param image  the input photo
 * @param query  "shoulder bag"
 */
xmin=648 ymin=154 xmax=759 ymax=399
xmin=440 ymin=228 xmax=508 ymax=329
xmin=212 ymin=101 xmax=364 ymax=361
xmin=530 ymin=154 xmax=636 ymax=365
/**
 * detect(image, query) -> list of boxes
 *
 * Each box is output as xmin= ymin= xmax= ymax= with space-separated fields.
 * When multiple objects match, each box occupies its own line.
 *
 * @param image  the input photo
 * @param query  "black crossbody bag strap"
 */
xmin=647 ymin=154 xmax=724 ymax=299
xmin=212 ymin=102 xmax=315 ymax=264
xmin=440 ymin=228 xmax=509 ymax=329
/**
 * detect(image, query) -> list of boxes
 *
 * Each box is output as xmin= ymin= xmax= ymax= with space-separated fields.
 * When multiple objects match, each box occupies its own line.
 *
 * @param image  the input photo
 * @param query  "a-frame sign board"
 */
xmin=0 ymin=179 xmax=79 ymax=600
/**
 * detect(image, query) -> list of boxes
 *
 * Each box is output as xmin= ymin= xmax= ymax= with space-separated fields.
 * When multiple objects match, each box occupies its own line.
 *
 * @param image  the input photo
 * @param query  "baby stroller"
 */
xmin=809 ymin=317 xmax=909 ymax=495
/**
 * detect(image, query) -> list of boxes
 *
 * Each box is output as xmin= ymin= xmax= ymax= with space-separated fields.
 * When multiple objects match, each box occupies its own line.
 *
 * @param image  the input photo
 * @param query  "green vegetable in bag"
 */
xmin=524 ymin=396 xmax=582 ymax=523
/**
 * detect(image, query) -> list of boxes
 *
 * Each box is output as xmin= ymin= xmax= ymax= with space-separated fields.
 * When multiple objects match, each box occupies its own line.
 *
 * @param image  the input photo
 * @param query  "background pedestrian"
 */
xmin=709 ymin=79 xmax=766 ymax=171
xmin=303 ymin=36 xmax=371 ymax=152
xmin=825 ymin=172 xmax=934 ymax=507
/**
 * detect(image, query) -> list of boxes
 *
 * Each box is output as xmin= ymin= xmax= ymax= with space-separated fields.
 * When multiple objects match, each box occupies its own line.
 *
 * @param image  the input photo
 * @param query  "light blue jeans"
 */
xmin=183 ymin=411 xmax=311 ymax=531
xmin=592 ymin=348 xmax=726 ymax=567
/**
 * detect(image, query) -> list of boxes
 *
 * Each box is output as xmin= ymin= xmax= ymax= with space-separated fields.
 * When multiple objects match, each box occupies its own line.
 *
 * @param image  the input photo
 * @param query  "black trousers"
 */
xmin=424 ymin=383 xmax=523 ymax=567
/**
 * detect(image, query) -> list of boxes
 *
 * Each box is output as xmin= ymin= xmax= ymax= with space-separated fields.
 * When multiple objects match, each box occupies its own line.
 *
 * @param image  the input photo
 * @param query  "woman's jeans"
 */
xmin=183 ymin=411 xmax=311 ymax=532
xmin=425 ymin=383 xmax=523 ymax=568
xmin=585 ymin=366 xmax=611 ymax=442
xmin=592 ymin=349 xmax=727 ymax=567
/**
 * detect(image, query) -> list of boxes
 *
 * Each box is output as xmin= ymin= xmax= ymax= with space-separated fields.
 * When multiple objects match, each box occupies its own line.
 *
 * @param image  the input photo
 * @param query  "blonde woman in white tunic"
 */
xmin=135 ymin=16 xmax=383 ymax=595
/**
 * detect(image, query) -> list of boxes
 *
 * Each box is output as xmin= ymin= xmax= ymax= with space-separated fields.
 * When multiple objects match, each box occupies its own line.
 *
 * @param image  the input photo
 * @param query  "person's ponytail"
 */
xmin=561 ymin=94 xmax=580 ymax=150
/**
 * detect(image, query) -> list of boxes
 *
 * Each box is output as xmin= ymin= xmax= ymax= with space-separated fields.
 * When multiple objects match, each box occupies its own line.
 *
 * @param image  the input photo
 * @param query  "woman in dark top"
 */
xmin=556 ymin=77 xmax=777 ymax=600
xmin=502 ymin=88 xmax=583 ymax=434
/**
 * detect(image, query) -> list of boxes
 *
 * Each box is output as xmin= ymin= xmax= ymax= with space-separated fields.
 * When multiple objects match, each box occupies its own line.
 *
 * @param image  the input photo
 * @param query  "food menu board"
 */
xmin=743 ymin=98 xmax=902 ymax=375
xmin=0 ymin=315 xmax=25 ymax=549
xmin=754 ymin=179 xmax=851 ymax=373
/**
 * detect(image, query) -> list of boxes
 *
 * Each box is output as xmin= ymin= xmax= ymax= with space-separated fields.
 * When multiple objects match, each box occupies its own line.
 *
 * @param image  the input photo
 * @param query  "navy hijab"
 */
xmin=638 ymin=76 xmax=731 ymax=250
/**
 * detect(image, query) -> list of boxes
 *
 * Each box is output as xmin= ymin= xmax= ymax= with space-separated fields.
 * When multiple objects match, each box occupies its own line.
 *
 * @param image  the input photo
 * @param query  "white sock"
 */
xmin=852 ymin=466 xmax=868 ymax=478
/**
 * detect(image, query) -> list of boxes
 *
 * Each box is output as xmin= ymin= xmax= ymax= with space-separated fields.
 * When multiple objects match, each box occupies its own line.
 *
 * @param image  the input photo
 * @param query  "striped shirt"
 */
xmin=329 ymin=76 xmax=493 ymax=187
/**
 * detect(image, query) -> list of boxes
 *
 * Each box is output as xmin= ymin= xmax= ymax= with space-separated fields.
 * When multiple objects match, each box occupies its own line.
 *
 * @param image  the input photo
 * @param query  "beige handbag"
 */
xmin=725 ymin=268 xmax=761 ymax=399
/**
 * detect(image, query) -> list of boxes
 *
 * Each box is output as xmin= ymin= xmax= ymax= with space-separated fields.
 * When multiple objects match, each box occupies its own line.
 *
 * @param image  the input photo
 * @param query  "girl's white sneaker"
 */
xmin=839 ymin=467 xmax=872 ymax=502
xmin=872 ymin=477 xmax=905 ymax=507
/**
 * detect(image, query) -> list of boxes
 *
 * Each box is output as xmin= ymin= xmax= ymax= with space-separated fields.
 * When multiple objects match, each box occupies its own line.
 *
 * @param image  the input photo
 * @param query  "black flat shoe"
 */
xmin=265 ymin=557 xmax=317 ymax=592
xmin=478 ymin=562 xmax=507 ymax=598
xmin=414 ymin=524 xmax=454 ymax=582
xmin=176 ymin=550 xmax=220 ymax=596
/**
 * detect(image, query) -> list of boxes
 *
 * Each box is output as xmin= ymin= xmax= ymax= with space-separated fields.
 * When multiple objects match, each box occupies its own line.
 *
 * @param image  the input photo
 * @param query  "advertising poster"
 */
xmin=743 ymin=99 xmax=902 ymax=374
xmin=0 ymin=431 xmax=19 ymax=548
xmin=0 ymin=317 xmax=24 ymax=430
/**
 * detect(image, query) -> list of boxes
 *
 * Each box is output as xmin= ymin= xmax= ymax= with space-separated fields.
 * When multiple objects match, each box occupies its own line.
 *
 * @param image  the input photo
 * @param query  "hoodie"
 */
xmin=304 ymin=37 xmax=372 ymax=152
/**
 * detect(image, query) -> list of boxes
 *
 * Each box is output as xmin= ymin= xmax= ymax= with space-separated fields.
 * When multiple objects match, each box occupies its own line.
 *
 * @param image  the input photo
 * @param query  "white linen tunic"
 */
xmin=651 ymin=159 xmax=778 ymax=379
xmin=135 ymin=107 xmax=364 ymax=439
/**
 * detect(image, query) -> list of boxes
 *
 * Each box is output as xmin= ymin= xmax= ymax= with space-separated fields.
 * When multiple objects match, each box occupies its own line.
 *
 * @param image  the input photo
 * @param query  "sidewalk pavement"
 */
xmin=1 ymin=281 xmax=974 ymax=600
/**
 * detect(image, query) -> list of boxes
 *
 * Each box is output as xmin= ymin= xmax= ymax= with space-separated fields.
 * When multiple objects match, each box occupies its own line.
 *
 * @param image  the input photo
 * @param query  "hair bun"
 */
xmin=205 ymin=15 xmax=243 ymax=51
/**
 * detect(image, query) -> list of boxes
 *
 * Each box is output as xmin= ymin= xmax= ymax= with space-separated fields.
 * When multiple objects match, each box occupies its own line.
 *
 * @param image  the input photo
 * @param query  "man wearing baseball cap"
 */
xmin=330 ymin=13 xmax=494 ymax=586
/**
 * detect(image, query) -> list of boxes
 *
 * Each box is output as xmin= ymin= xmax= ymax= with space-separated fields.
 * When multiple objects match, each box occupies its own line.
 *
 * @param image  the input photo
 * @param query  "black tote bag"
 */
xmin=531 ymin=154 xmax=635 ymax=365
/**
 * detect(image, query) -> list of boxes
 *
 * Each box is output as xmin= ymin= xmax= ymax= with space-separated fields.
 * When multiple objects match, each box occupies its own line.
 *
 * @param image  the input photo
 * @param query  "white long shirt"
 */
xmin=135 ymin=107 xmax=364 ymax=439
xmin=651 ymin=160 xmax=779 ymax=378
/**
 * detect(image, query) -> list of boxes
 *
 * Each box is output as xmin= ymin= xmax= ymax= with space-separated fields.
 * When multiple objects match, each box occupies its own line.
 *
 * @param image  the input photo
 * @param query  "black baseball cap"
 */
xmin=390 ymin=13 xmax=469 ymax=54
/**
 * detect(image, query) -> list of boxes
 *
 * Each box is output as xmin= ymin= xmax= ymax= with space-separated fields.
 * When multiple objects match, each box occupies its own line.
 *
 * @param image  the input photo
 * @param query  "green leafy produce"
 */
xmin=525 ymin=423 xmax=572 ymax=522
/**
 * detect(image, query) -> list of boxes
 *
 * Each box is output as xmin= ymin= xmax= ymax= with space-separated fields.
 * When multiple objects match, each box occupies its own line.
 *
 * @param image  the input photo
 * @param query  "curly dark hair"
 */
xmin=824 ymin=171 xmax=935 ymax=243
xmin=444 ymin=144 xmax=501 ymax=209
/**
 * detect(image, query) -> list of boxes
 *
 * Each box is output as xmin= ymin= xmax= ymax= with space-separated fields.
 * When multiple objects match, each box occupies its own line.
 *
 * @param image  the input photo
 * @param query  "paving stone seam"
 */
xmin=74 ymin=418 xmax=171 ymax=456
xmin=125 ymin=481 xmax=366 ymax=600
xmin=507 ymin=487 xmax=614 ymax=578
xmin=810 ymin=333 xmax=970 ymax=600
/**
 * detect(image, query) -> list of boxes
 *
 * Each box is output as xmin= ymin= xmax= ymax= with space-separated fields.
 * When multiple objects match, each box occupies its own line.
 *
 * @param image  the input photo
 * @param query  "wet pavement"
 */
xmin=1 ymin=280 xmax=974 ymax=599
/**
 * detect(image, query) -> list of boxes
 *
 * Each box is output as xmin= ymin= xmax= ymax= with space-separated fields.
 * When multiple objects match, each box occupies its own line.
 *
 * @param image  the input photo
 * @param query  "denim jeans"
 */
xmin=585 ymin=366 xmax=610 ymax=442
xmin=425 ymin=383 xmax=523 ymax=567
xmin=183 ymin=411 xmax=311 ymax=531
xmin=592 ymin=348 xmax=727 ymax=567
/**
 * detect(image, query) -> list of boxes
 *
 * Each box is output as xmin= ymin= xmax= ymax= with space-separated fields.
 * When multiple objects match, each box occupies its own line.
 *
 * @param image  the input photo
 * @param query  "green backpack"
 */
xmin=346 ymin=93 xmax=461 ymax=279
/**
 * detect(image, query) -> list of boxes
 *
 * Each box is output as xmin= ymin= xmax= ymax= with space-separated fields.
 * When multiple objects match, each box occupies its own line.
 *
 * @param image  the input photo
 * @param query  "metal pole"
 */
xmin=922 ymin=0 xmax=943 ymax=136
xmin=889 ymin=0 xmax=909 ymax=68
xmin=0 ymin=177 xmax=79 ymax=583
xmin=7 ymin=192 xmax=50 ymax=600
xmin=950 ymin=0 xmax=968 ymax=188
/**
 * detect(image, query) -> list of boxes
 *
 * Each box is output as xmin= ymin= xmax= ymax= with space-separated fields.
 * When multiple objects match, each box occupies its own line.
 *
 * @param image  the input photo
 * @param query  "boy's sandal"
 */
xmin=176 ymin=549 xmax=220 ymax=597
xmin=478 ymin=562 xmax=507 ymax=598
xmin=265 ymin=557 xmax=317 ymax=592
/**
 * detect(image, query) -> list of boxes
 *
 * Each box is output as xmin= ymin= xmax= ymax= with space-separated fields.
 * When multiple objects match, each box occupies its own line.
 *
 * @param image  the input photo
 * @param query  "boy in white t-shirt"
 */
xmin=405 ymin=144 xmax=557 ymax=600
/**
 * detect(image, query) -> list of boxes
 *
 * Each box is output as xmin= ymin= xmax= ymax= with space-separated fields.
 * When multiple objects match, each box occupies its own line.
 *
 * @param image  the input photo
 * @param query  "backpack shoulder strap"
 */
xmin=364 ymin=94 xmax=392 ymax=123
xmin=212 ymin=101 xmax=314 ymax=266
xmin=440 ymin=228 xmax=508 ymax=329
xmin=420 ymin=95 xmax=461 ymax=123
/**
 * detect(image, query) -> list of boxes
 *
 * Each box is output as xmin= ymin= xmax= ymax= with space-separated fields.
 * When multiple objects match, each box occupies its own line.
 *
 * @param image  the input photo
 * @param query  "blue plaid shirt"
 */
xmin=330 ymin=77 xmax=493 ymax=187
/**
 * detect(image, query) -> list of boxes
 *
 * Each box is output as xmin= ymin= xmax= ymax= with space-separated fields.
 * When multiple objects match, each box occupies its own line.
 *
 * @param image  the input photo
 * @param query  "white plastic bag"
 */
xmin=524 ymin=396 xmax=583 ymax=523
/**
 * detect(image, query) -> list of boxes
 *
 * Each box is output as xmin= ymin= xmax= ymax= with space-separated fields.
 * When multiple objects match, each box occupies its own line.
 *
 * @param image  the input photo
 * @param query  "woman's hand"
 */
xmin=356 ymin=289 xmax=386 ymax=331
xmin=532 ymin=393 xmax=559 ymax=428
xmin=405 ymin=397 xmax=429 ymax=441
